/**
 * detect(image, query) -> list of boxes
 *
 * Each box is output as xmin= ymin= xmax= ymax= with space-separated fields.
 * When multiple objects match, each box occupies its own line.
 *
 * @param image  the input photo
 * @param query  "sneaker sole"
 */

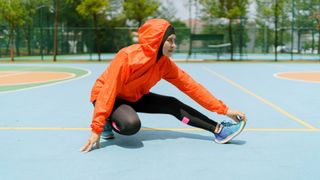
xmin=101 ymin=135 xmax=115 ymax=140
xmin=214 ymin=121 xmax=246 ymax=144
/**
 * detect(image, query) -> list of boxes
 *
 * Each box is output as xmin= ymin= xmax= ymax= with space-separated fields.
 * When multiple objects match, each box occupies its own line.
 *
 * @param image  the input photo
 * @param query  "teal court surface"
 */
xmin=0 ymin=62 xmax=319 ymax=180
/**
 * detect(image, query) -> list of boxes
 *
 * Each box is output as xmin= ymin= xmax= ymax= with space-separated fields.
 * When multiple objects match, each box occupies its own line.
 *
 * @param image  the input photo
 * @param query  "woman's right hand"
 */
xmin=80 ymin=131 xmax=101 ymax=153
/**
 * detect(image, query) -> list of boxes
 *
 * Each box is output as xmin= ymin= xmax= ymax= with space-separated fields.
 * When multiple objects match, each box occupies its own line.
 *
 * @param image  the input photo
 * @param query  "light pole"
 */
xmin=53 ymin=0 xmax=59 ymax=62
xmin=239 ymin=17 xmax=245 ymax=60
xmin=262 ymin=1 xmax=271 ymax=54
xmin=274 ymin=0 xmax=278 ymax=62
xmin=291 ymin=0 xmax=295 ymax=61
xmin=36 ymin=5 xmax=46 ymax=60
xmin=188 ymin=0 xmax=192 ymax=59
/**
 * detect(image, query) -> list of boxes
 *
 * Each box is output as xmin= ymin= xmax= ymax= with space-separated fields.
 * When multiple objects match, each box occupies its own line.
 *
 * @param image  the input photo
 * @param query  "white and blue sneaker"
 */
xmin=214 ymin=120 xmax=246 ymax=144
xmin=101 ymin=120 xmax=114 ymax=139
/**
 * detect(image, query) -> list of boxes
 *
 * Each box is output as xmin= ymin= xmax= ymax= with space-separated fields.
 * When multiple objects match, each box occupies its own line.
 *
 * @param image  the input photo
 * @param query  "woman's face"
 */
xmin=162 ymin=34 xmax=176 ymax=57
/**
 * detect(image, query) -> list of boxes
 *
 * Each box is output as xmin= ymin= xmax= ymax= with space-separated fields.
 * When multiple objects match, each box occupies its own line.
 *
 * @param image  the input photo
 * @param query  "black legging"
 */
xmin=97 ymin=92 xmax=218 ymax=135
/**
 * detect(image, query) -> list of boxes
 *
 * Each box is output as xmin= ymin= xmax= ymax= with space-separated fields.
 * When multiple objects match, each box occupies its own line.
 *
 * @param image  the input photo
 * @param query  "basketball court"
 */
xmin=1 ymin=62 xmax=319 ymax=180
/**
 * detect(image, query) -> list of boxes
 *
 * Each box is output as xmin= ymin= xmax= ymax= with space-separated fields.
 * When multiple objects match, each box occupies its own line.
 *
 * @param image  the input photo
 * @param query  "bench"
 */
xmin=188 ymin=34 xmax=228 ymax=59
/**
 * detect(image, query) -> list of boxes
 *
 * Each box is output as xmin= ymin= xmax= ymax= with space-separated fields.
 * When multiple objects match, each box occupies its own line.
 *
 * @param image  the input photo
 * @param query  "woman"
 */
xmin=81 ymin=19 xmax=247 ymax=152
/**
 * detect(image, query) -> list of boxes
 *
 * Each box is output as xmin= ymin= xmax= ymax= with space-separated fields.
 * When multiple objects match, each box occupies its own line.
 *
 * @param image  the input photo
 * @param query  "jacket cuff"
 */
xmin=217 ymin=106 xmax=228 ymax=115
xmin=91 ymin=125 xmax=103 ymax=135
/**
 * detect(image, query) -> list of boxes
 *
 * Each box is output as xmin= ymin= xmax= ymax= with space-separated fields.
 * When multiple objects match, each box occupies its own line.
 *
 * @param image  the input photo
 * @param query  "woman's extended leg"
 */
xmin=107 ymin=92 xmax=245 ymax=143
xmin=121 ymin=92 xmax=219 ymax=133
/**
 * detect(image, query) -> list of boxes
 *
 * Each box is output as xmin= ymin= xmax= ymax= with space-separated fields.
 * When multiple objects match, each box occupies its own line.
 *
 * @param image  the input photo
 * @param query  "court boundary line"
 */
xmin=202 ymin=66 xmax=317 ymax=130
xmin=0 ymin=127 xmax=319 ymax=132
xmin=0 ymin=66 xmax=91 ymax=94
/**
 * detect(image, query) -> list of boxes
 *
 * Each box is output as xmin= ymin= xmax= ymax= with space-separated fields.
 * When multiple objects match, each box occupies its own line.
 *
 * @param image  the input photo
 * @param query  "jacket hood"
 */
xmin=138 ymin=19 xmax=171 ymax=58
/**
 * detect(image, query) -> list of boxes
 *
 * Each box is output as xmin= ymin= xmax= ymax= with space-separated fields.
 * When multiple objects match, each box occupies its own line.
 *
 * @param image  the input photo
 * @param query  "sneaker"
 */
xmin=214 ymin=120 xmax=246 ymax=144
xmin=101 ymin=120 xmax=114 ymax=139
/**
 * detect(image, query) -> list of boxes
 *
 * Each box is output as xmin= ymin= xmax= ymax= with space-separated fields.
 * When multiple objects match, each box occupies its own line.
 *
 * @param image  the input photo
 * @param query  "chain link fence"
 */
xmin=0 ymin=25 xmax=319 ymax=61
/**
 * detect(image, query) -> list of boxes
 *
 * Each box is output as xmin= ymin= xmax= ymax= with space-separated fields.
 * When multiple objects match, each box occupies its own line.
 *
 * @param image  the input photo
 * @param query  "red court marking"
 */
xmin=0 ymin=71 xmax=75 ymax=86
xmin=275 ymin=72 xmax=320 ymax=83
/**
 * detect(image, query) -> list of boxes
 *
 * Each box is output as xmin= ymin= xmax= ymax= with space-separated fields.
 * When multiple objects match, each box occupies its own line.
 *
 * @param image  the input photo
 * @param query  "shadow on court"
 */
xmin=99 ymin=127 xmax=246 ymax=149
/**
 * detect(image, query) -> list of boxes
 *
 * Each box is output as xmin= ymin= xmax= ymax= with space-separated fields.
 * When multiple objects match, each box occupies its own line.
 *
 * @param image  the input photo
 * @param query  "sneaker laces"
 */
xmin=221 ymin=121 xmax=237 ymax=127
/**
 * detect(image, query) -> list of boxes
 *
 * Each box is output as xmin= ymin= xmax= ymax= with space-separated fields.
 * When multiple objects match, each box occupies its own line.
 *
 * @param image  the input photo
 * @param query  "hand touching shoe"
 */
xmin=226 ymin=108 xmax=247 ymax=122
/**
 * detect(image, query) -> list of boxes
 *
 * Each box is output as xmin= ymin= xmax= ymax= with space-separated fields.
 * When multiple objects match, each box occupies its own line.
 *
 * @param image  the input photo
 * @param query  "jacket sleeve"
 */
xmin=162 ymin=59 xmax=228 ymax=115
xmin=90 ymin=52 xmax=128 ymax=134
xmin=90 ymin=73 xmax=107 ymax=103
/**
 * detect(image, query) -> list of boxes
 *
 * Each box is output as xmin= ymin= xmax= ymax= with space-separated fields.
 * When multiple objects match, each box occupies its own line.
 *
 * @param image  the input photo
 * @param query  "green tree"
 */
xmin=103 ymin=0 xmax=133 ymax=52
xmin=294 ymin=0 xmax=320 ymax=54
xmin=59 ymin=0 xmax=92 ymax=55
xmin=200 ymin=0 xmax=249 ymax=60
xmin=20 ymin=0 xmax=51 ymax=56
xmin=52 ymin=0 xmax=72 ymax=61
xmin=256 ymin=0 xmax=290 ymax=56
xmin=155 ymin=0 xmax=176 ymax=20
xmin=99 ymin=16 xmax=132 ymax=52
xmin=0 ymin=0 xmax=28 ymax=61
xmin=63 ymin=0 xmax=90 ymax=27
xmin=256 ymin=1 xmax=272 ymax=53
xmin=314 ymin=11 xmax=320 ymax=54
xmin=76 ymin=0 xmax=110 ymax=60
xmin=0 ymin=15 xmax=4 ymax=58
xmin=123 ymin=0 xmax=160 ymax=27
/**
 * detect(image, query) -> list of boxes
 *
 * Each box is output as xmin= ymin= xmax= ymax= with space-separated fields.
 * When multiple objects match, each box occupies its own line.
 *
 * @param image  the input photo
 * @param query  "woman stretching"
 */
xmin=81 ymin=19 xmax=247 ymax=152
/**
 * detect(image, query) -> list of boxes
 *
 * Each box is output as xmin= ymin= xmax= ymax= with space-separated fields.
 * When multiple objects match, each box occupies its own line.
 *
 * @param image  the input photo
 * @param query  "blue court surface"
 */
xmin=1 ymin=62 xmax=319 ymax=180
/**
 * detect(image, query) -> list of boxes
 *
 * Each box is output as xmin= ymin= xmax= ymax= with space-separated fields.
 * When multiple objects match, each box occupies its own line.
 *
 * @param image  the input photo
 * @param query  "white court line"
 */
xmin=0 ymin=71 xmax=30 ymax=78
xmin=203 ymin=66 xmax=317 ymax=130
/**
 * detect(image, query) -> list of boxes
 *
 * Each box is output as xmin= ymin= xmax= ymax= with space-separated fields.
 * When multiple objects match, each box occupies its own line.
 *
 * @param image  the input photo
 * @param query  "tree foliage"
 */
xmin=200 ymin=0 xmax=248 ymax=19
xmin=76 ymin=0 xmax=109 ymax=18
xmin=0 ymin=0 xmax=29 ymax=60
xmin=155 ymin=0 xmax=177 ymax=20
xmin=0 ymin=0 xmax=318 ymax=59
xmin=76 ymin=0 xmax=110 ymax=60
xmin=123 ymin=0 xmax=160 ymax=26
xmin=200 ymin=0 xmax=249 ymax=60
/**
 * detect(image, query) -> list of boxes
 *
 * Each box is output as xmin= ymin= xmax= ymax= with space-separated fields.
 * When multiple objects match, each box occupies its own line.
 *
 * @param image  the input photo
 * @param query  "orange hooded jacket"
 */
xmin=90 ymin=19 xmax=228 ymax=134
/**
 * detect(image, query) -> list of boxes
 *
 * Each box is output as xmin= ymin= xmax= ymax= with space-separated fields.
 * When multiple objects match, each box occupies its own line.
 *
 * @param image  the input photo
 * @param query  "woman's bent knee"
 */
xmin=111 ymin=104 xmax=141 ymax=135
